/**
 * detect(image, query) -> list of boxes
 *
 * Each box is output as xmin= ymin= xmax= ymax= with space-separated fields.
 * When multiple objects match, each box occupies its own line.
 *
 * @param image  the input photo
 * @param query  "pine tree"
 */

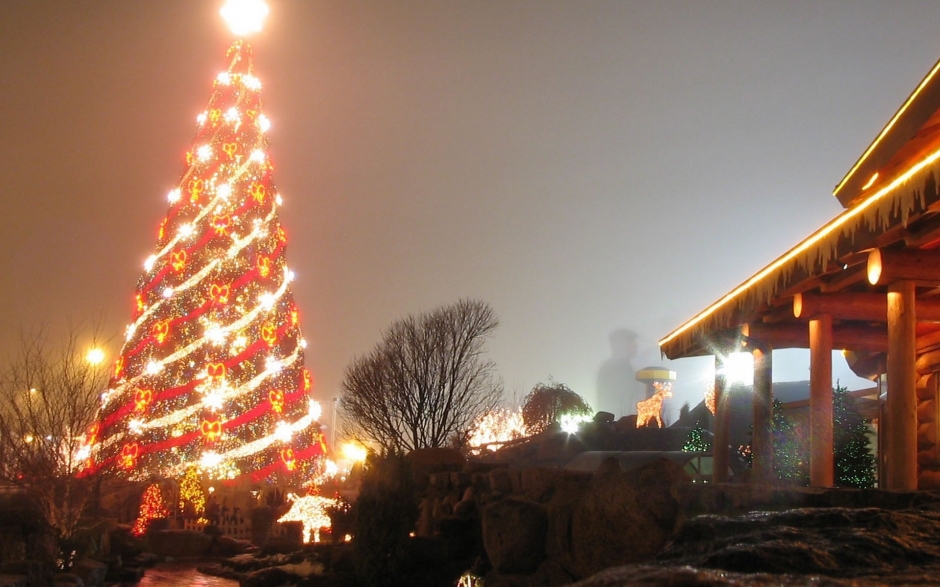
xmin=772 ymin=399 xmax=809 ymax=485
xmin=833 ymin=384 xmax=876 ymax=488
xmin=91 ymin=20 xmax=325 ymax=482
xmin=682 ymin=421 xmax=711 ymax=452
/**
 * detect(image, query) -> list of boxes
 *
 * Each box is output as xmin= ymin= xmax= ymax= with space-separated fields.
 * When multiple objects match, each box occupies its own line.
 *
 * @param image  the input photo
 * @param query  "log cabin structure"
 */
xmin=659 ymin=57 xmax=940 ymax=490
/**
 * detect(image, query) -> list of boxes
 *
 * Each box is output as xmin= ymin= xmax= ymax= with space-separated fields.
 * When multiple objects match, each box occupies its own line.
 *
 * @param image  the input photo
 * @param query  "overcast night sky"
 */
xmin=1 ymin=1 xmax=939 ymax=421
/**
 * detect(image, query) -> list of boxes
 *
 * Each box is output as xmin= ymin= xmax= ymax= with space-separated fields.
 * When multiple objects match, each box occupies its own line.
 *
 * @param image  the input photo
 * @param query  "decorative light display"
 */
xmin=88 ymin=3 xmax=326 ymax=482
xmin=179 ymin=466 xmax=207 ymax=519
xmin=682 ymin=422 xmax=711 ymax=452
xmin=277 ymin=492 xmax=342 ymax=543
xmin=636 ymin=381 xmax=672 ymax=428
xmin=132 ymin=483 xmax=170 ymax=536
xmin=466 ymin=408 xmax=526 ymax=454
xmin=704 ymin=384 xmax=717 ymax=416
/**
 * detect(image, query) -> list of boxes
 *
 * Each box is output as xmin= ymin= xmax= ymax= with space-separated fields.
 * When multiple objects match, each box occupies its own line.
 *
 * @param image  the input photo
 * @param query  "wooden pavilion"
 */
xmin=659 ymin=57 xmax=940 ymax=491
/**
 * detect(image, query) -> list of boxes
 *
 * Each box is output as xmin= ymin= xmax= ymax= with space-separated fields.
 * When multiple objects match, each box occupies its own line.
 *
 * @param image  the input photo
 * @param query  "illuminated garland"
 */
xmin=89 ymin=39 xmax=325 ymax=482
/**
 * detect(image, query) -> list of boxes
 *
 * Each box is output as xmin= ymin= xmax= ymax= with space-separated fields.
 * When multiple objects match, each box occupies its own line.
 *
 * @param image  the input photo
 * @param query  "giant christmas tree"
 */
xmin=89 ymin=1 xmax=326 ymax=482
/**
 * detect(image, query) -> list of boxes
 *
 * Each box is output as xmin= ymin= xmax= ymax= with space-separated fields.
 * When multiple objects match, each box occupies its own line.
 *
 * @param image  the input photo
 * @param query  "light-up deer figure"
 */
xmin=636 ymin=382 xmax=673 ymax=428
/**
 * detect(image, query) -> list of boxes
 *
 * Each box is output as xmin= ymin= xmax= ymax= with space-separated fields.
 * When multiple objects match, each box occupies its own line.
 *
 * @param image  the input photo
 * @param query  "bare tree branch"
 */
xmin=341 ymin=300 xmax=503 ymax=451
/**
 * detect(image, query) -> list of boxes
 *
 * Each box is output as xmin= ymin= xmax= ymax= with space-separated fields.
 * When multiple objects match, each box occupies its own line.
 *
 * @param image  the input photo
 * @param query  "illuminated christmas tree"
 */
xmin=132 ymin=483 xmax=170 ymax=536
xmin=90 ymin=1 xmax=326 ymax=482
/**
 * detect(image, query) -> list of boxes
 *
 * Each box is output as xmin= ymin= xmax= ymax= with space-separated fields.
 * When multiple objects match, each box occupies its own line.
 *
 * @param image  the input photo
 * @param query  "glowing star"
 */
xmin=217 ymin=183 xmax=233 ymax=199
xmin=250 ymin=149 xmax=265 ymax=163
xmin=217 ymin=72 xmax=232 ymax=85
xmin=202 ymin=389 xmax=225 ymax=411
xmin=200 ymin=451 xmax=223 ymax=469
xmin=144 ymin=255 xmax=157 ymax=271
xmin=242 ymin=74 xmax=262 ymax=91
xmin=636 ymin=382 xmax=672 ymax=428
xmin=257 ymin=113 xmax=271 ymax=132
xmin=128 ymin=419 xmax=144 ymax=435
xmin=308 ymin=399 xmax=322 ymax=421
xmin=274 ymin=421 xmax=293 ymax=442
xmin=259 ymin=292 xmax=276 ymax=309
xmin=178 ymin=223 xmax=195 ymax=238
xmin=196 ymin=112 xmax=207 ymax=125
xmin=221 ymin=0 xmax=269 ymax=37
xmin=224 ymin=107 xmax=240 ymax=124
xmin=162 ymin=287 xmax=174 ymax=299
xmin=265 ymin=356 xmax=283 ymax=374
xmin=168 ymin=188 xmax=182 ymax=203
xmin=560 ymin=414 xmax=584 ymax=435
xmin=145 ymin=360 xmax=162 ymax=375
xmin=197 ymin=145 xmax=213 ymax=161
xmin=205 ymin=323 xmax=227 ymax=345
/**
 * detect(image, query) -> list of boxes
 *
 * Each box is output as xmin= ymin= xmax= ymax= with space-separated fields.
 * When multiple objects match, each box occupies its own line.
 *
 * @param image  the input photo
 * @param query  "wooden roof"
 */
xmin=660 ymin=55 xmax=940 ymax=364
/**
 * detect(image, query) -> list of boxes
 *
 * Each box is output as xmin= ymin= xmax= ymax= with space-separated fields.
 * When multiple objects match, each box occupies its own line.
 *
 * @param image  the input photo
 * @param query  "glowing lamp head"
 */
xmin=86 ymin=347 xmax=106 ymax=365
xmin=221 ymin=0 xmax=269 ymax=37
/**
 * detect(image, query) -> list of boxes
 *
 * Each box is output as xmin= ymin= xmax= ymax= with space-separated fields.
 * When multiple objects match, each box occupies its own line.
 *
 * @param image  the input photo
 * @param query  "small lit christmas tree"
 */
xmin=772 ymin=399 xmax=809 ymax=485
xmin=833 ymin=384 xmax=876 ymax=488
xmin=179 ymin=466 xmax=207 ymax=519
xmin=682 ymin=422 xmax=711 ymax=452
xmin=90 ymin=1 xmax=326 ymax=482
xmin=133 ymin=483 xmax=170 ymax=536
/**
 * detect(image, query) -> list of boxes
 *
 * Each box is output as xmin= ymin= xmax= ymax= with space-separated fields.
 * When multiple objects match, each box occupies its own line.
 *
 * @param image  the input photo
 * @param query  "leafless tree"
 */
xmin=0 ymin=324 xmax=110 ymax=565
xmin=341 ymin=300 xmax=503 ymax=452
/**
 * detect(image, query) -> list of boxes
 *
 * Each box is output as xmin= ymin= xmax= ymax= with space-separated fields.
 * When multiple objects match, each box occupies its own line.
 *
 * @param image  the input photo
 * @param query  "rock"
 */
xmin=146 ymin=529 xmax=213 ymax=558
xmin=52 ymin=572 xmax=82 ymax=587
xmin=482 ymin=497 xmax=548 ymax=574
xmin=489 ymin=468 xmax=513 ymax=494
xmin=532 ymin=558 xmax=575 ymax=587
xmin=570 ymin=458 xmax=689 ymax=577
xmin=535 ymin=432 xmax=588 ymax=464
xmin=242 ymin=566 xmax=298 ymax=587
xmin=72 ymin=558 xmax=107 ymax=587
xmin=660 ymin=507 xmax=940 ymax=576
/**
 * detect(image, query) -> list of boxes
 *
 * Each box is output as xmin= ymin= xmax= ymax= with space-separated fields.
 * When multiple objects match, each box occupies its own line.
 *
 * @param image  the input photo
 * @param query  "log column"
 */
xmin=809 ymin=314 xmax=834 ymax=487
xmin=752 ymin=347 xmax=773 ymax=484
xmin=886 ymin=280 xmax=918 ymax=490
xmin=713 ymin=355 xmax=729 ymax=483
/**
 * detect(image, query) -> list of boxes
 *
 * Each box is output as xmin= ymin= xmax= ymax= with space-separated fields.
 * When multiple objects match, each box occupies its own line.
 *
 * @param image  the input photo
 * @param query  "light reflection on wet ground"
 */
xmin=134 ymin=560 xmax=237 ymax=587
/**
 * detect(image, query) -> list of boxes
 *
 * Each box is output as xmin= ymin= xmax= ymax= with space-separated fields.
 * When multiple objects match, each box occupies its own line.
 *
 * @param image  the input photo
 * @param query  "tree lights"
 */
xmin=88 ymin=5 xmax=324 ymax=482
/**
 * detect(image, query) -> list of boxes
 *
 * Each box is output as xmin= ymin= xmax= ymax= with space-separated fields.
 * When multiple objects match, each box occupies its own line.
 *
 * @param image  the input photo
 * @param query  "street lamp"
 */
xmin=331 ymin=397 xmax=338 ymax=449
xmin=86 ymin=347 xmax=106 ymax=366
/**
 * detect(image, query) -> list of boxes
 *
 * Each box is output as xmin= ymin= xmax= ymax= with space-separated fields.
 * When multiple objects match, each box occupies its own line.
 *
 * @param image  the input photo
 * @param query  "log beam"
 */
xmin=886 ymin=280 xmax=918 ymax=491
xmin=713 ymin=356 xmax=729 ymax=483
xmin=743 ymin=322 xmax=887 ymax=351
xmin=794 ymin=292 xmax=940 ymax=322
xmin=751 ymin=348 xmax=773 ymax=484
xmin=869 ymin=248 xmax=940 ymax=286
xmin=809 ymin=315 xmax=834 ymax=488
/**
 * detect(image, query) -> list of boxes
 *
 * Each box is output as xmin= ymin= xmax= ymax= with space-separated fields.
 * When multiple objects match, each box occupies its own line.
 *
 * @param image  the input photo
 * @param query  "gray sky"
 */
xmin=1 ymin=1 xmax=938 ymax=420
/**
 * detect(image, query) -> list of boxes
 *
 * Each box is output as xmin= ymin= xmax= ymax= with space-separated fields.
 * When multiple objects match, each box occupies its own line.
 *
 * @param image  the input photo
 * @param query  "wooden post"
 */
xmin=713 ymin=356 xmax=729 ymax=483
xmin=752 ymin=347 xmax=773 ymax=484
xmin=809 ymin=314 xmax=834 ymax=488
xmin=886 ymin=280 xmax=918 ymax=490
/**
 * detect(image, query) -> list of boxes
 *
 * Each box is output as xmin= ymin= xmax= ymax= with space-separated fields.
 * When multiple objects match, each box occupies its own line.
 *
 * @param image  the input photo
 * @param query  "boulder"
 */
xmin=489 ymin=468 xmax=513 ymax=494
xmin=146 ymin=529 xmax=213 ymax=558
xmin=570 ymin=457 xmax=689 ymax=577
xmin=481 ymin=497 xmax=548 ymax=574
xmin=241 ymin=566 xmax=298 ymax=587
xmin=72 ymin=558 xmax=108 ymax=587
